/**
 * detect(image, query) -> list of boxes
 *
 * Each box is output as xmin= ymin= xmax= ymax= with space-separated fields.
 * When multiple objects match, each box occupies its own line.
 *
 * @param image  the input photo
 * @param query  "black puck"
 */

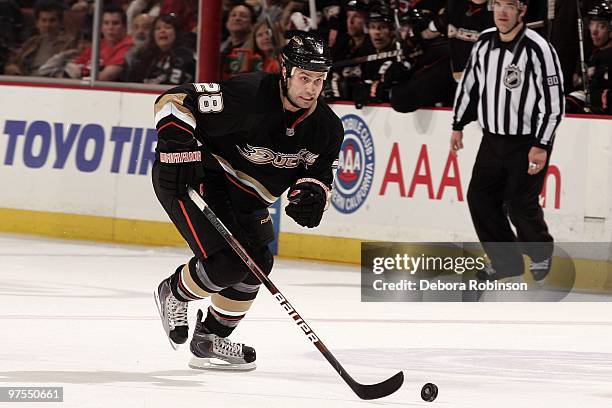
xmin=421 ymin=383 xmax=438 ymax=402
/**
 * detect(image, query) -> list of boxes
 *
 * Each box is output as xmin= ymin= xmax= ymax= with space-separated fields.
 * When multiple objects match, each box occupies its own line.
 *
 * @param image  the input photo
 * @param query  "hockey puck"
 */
xmin=421 ymin=383 xmax=438 ymax=402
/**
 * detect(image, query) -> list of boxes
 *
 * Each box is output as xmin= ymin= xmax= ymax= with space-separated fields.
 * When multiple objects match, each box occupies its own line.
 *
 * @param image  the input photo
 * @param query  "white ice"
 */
xmin=1 ymin=233 xmax=612 ymax=408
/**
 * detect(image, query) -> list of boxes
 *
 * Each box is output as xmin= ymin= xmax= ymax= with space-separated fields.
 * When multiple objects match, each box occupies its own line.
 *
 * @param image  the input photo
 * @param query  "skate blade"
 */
xmin=188 ymin=356 xmax=256 ymax=372
xmin=153 ymin=290 xmax=179 ymax=351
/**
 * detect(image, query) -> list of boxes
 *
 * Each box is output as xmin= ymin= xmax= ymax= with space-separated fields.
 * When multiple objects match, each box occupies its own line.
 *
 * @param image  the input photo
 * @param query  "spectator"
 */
xmin=257 ymin=0 xmax=284 ymax=24
xmin=220 ymin=2 xmax=257 ymax=79
xmin=160 ymin=0 xmax=197 ymax=33
xmin=221 ymin=3 xmax=256 ymax=53
xmin=126 ymin=13 xmax=194 ymax=84
xmin=123 ymin=12 xmax=152 ymax=80
xmin=70 ymin=0 xmax=91 ymax=12
xmin=130 ymin=12 xmax=152 ymax=48
xmin=244 ymin=19 xmax=283 ymax=73
xmin=0 ymin=0 xmax=25 ymax=73
xmin=66 ymin=4 xmax=133 ymax=80
xmin=35 ymin=29 xmax=91 ymax=77
xmin=70 ymin=0 xmax=128 ymax=12
xmin=126 ymin=0 xmax=161 ymax=31
xmin=4 ymin=0 xmax=77 ymax=76
xmin=279 ymin=0 xmax=308 ymax=32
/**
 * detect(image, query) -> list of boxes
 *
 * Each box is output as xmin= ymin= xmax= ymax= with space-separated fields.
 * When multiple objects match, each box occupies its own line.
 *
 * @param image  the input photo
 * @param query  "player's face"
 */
xmin=589 ymin=20 xmax=611 ymax=48
xmin=347 ymin=11 xmax=366 ymax=38
xmin=493 ymin=0 xmax=525 ymax=34
xmin=36 ymin=11 xmax=61 ymax=37
xmin=154 ymin=20 xmax=176 ymax=52
xmin=101 ymin=12 xmax=126 ymax=44
xmin=286 ymin=68 xmax=326 ymax=109
xmin=368 ymin=21 xmax=392 ymax=51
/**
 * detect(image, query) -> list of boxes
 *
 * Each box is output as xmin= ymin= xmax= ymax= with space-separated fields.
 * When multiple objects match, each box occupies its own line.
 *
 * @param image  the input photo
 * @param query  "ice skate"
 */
xmin=530 ymin=257 xmax=552 ymax=282
xmin=189 ymin=309 xmax=256 ymax=371
xmin=154 ymin=276 xmax=188 ymax=350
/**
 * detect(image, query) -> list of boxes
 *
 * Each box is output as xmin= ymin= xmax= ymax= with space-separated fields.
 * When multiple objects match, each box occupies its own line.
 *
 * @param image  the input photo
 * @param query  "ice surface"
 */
xmin=1 ymin=234 xmax=612 ymax=407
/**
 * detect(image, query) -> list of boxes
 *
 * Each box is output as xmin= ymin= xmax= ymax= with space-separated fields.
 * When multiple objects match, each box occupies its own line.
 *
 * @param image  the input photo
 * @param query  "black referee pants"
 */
xmin=467 ymin=132 xmax=554 ymax=277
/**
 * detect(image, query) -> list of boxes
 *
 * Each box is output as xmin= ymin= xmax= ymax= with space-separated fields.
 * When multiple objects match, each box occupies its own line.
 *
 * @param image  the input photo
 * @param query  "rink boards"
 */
xmin=0 ymin=83 xmax=611 ymax=269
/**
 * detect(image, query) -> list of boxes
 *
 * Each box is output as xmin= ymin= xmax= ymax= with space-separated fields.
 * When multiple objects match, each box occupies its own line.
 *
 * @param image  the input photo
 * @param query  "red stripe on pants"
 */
xmin=178 ymin=199 xmax=208 ymax=258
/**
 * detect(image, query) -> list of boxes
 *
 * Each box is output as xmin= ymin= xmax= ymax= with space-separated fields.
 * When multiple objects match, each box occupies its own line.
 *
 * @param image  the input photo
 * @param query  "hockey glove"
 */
xmin=285 ymin=179 xmax=329 ymax=228
xmin=157 ymin=149 xmax=205 ymax=196
xmin=383 ymin=61 xmax=412 ymax=85
xmin=353 ymin=82 xmax=370 ymax=109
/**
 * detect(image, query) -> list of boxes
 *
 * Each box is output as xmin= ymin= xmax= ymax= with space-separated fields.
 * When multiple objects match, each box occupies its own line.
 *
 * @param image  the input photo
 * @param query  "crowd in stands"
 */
xmin=0 ymin=0 xmax=610 ymax=115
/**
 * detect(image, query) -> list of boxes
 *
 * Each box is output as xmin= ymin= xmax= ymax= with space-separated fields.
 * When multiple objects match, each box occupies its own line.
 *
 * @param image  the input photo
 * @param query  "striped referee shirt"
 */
xmin=453 ymin=26 xmax=564 ymax=148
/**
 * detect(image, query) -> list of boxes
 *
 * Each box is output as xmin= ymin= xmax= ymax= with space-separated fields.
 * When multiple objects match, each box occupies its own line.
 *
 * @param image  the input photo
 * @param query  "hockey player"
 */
xmin=566 ymin=1 xmax=612 ymax=114
xmin=389 ymin=4 xmax=455 ymax=113
xmin=352 ymin=1 xmax=413 ymax=108
xmin=444 ymin=0 xmax=494 ymax=81
xmin=152 ymin=32 xmax=344 ymax=370
xmin=326 ymin=0 xmax=374 ymax=101
xmin=388 ymin=0 xmax=493 ymax=113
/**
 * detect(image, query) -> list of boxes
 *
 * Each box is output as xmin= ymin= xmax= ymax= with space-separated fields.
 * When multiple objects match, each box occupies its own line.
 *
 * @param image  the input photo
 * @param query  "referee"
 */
xmin=450 ymin=0 xmax=564 ymax=281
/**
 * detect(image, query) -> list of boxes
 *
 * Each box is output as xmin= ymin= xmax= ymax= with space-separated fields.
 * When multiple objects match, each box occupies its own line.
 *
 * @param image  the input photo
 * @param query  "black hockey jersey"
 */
xmin=444 ymin=0 xmax=494 ymax=79
xmin=154 ymin=72 xmax=344 ymax=212
xmin=589 ymin=46 xmax=612 ymax=115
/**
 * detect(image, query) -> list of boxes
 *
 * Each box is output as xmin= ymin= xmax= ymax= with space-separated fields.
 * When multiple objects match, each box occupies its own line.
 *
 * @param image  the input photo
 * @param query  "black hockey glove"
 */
xmin=353 ymin=82 xmax=371 ymax=109
xmin=285 ymin=179 xmax=329 ymax=228
xmin=156 ymin=149 xmax=205 ymax=196
xmin=383 ymin=61 xmax=412 ymax=85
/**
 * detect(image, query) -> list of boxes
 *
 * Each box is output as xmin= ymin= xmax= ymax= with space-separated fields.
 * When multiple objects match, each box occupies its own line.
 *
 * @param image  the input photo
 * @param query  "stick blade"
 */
xmin=351 ymin=371 xmax=404 ymax=400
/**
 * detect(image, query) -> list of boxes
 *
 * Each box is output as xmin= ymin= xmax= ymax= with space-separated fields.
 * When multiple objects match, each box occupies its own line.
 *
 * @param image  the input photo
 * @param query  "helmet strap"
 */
xmin=281 ymin=65 xmax=303 ymax=109
xmin=285 ymin=93 xmax=304 ymax=110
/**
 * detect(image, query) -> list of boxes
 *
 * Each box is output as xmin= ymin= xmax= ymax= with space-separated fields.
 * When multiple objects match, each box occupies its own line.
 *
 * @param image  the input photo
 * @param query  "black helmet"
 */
xmin=588 ymin=1 xmax=612 ymax=23
xmin=368 ymin=0 xmax=394 ymax=24
xmin=401 ymin=7 xmax=432 ymax=28
xmin=487 ymin=0 xmax=529 ymax=11
xmin=280 ymin=31 xmax=332 ymax=101
xmin=347 ymin=0 xmax=370 ymax=13
xmin=281 ymin=31 xmax=332 ymax=76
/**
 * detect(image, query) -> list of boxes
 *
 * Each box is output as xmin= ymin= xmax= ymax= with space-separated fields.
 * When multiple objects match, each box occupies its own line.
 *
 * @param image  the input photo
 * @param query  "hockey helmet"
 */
xmin=588 ymin=1 xmax=612 ymax=25
xmin=368 ymin=0 xmax=394 ymax=24
xmin=281 ymin=31 xmax=332 ymax=76
xmin=401 ymin=7 xmax=433 ymax=31
xmin=487 ymin=0 xmax=529 ymax=12
xmin=280 ymin=31 xmax=332 ymax=98
xmin=347 ymin=0 xmax=370 ymax=13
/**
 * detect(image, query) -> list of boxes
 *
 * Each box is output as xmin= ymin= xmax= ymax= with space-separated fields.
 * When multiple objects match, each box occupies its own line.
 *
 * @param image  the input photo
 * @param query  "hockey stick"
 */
xmin=393 ymin=9 xmax=404 ymax=63
xmin=547 ymin=0 xmax=556 ymax=40
xmin=333 ymin=20 xmax=544 ymax=69
xmin=187 ymin=187 xmax=404 ymax=400
xmin=576 ymin=0 xmax=591 ymax=110
xmin=332 ymin=49 xmax=423 ymax=69
xmin=526 ymin=20 xmax=545 ymax=29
